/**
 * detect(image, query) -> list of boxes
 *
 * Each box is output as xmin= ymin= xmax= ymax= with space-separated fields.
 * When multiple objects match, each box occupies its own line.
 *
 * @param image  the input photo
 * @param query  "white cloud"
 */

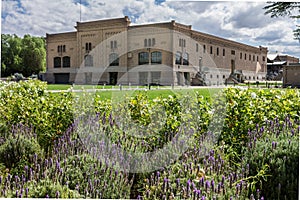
xmin=1 ymin=0 xmax=299 ymax=57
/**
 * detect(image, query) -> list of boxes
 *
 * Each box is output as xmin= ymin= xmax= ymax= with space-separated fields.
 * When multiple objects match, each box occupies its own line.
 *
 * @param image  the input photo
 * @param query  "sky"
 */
xmin=1 ymin=0 xmax=300 ymax=58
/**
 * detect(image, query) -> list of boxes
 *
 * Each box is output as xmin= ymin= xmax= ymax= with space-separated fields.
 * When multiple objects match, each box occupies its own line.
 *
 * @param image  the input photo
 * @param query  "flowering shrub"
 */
xmin=242 ymin=117 xmax=299 ymax=199
xmin=0 ymin=82 xmax=299 ymax=198
xmin=217 ymin=88 xmax=299 ymax=151
xmin=0 ymin=80 xmax=74 ymax=152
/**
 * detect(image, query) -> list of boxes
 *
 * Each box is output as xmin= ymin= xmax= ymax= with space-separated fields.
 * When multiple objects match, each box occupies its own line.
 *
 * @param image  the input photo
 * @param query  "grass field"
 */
xmin=47 ymin=82 xmax=286 ymax=101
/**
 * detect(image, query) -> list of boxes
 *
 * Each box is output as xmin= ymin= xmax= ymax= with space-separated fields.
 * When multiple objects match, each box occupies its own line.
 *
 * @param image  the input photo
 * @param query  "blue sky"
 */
xmin=1 ymin=0 xmax=300 ymax=57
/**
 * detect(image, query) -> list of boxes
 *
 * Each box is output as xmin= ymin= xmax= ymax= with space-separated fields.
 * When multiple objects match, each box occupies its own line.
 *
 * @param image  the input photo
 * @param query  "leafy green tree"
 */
xmin=1 ymin=34 xmax=46 ymax=77
xmin=21 ymin=34 xmax=46 ymax=76
xmin=264 ymin=2 xmax=300 ymax=41
xmin=1 ymin=34 xmax=23 ymax=77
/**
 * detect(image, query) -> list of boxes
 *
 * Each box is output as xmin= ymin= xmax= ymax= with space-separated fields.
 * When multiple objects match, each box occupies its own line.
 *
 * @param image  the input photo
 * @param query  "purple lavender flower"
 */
xmin=205 ymin=180 xmax=210 ymax=191
xmin=55 ymin=191 xmax=60 ymax=198
xmin=222 ymin=175 xmax=225 ymax=184
xmin=187 ymin=179 xmax=191 ymax=191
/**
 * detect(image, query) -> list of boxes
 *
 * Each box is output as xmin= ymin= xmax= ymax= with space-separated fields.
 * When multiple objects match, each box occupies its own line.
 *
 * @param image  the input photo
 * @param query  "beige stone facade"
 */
xmin=45 ymin=16 xmax=268 ymax=85
xmin=283 ymin=63 xmax=300 ymax=88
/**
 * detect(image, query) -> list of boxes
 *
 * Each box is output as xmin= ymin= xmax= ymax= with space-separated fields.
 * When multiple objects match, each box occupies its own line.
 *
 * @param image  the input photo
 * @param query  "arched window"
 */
xmin=183 ymin=52 xmax=189 ymax=65
xmin=54 ymin=57 xmax=61 ymax=68
xmin=63 ymin=56 xmax=70 ymax=68
xmin=144 ymin=39 xmax=147 ymax=47
xmin=175 ymin=51 xmax=182 ymax=65
xmin=148 ymin=39 xmax=152 ymax=47
xmin=139 ymin=52 xmax=149 ymax=65
xmin=84 ymin=55 xmax=93 ymax=67
xmin=151 ymin=51 xmax=162 ymax=64
xmin=109 ymin=53 xmax=119 ymax=66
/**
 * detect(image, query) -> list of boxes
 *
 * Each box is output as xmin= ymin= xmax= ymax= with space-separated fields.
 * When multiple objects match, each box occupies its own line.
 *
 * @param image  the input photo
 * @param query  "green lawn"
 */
xmin=48 ymin=84 xmax=225 ymax=101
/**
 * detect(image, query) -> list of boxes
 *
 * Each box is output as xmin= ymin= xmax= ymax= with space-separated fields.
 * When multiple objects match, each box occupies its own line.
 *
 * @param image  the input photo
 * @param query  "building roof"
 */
xmin=267 ymin=54 xmax=278 ymax=61
xmin=267 ymin=61 xmax=287 ymax=66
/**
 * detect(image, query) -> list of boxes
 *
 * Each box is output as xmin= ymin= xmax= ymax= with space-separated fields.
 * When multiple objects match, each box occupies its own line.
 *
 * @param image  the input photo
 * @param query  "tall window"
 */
xmin=85 ymin=42 xmax=92 ymax=52
xmin=111 ymin=41 xmax=117 ymax=49
xmin=245 ymin=53 xmax=247 ymax=60
xmin=217 ymin=47 xmax=219 ymax=56
xmin=63 ymin=56 xmax=70 ymax=68
xmin=183 ymin=52 xmax=189 ymax=65
xmin=179 ymin=39 xmax=186 ymax=47
xmin=84 ymin=55 xmax=93 ymax=67
xmin=148 ymin=39 xmax=152 ymax=47
xmin=144 ymin=38 xmax=155 ymax=47
xmin=57 ymin=45 xmax=66 ymax=53
xmin=139 ymin=52 xmax=149 ymax=65
xmin=210 ymin=46 xmax=213 ymax=54
xmin=175 ymin=51 xmax=182 ymax=65
xmin=54 ymin=57 xmax=61 ymax=68
xmin=240 ymin=52 xmax=243 ymax=59
xmin=203 ymin=45 xmax=206 ymax=53
xmin=223 ymin=49 xmax=225 ymax=56
xmin=151 ymin=51 xmax=162 ymax=64
xmin=109 ymin=53 xmax=119 ymax=66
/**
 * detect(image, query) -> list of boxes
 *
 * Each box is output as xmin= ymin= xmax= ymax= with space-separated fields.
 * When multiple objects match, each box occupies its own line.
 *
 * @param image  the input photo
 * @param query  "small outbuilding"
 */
xmin=283 ymin=63 xmax=300 ymax=88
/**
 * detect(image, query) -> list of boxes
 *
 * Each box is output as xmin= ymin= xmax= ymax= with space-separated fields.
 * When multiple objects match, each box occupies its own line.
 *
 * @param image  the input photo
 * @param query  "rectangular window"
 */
xmin=84 ymin=55 xmax=93 ymax=67
xmin=217 ymin=47 xmax=219 ymax=56
xmin=240 ymin=52 xmax=242 ymax=59
xmin=151 ymin=71 xmax=161 ymax=84
xmin=63 ymin=56 xmax=70 ymax=68
xmin=231 ymin=50 xmax=235 ymax=55
xmin=85 ymin=42 xmax=92 ymax=51
xmin=210 ymin=46 xmax=213 ymax=54
xmin=245 ymin=53 xmax=247 ymax=60
xmin=175 ymin=52 xmax=182 ymax=65
xmin=151 ymin=51 xmax=162 ymax=64
xmin=203 ymin=45 xmax=206 ymax=53
xmin=54 ymin=57 xmax=61 ymax=68
xmin=139 ymin=52 xmax=149 ymax=65
xmin=183 ymin=52 xmax=189 ymax=65
xmin=253 ymin=55 xmax=255 ymax=61
xmin=223 ymin=49 xmax=225 ymax=56
xmin=249 ymin=54 xmax=251 ymax=61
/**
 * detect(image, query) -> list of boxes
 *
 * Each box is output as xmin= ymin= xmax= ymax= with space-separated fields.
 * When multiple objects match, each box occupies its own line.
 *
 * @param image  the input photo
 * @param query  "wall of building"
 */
xmin=45 ymin=16 xmax=268 ymax=85
xmin=283 ymin=64 xmax=300 ymax=87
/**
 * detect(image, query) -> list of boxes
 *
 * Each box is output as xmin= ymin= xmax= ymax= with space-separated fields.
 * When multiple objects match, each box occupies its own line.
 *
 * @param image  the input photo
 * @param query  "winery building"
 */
xmin=45 ymin=16 xmax=268 ymax=85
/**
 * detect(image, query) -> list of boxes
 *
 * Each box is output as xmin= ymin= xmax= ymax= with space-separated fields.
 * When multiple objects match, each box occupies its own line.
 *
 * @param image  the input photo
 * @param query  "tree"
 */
xmin=1 ymin=34 xmax=23 ymax=77
xmin=1 ymin=34 xmax=46 ymax=77
xmin=20 ymin=34 xmax=46 ymax=77
xmin=264 ymin=2 xmax=300 ymax=42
